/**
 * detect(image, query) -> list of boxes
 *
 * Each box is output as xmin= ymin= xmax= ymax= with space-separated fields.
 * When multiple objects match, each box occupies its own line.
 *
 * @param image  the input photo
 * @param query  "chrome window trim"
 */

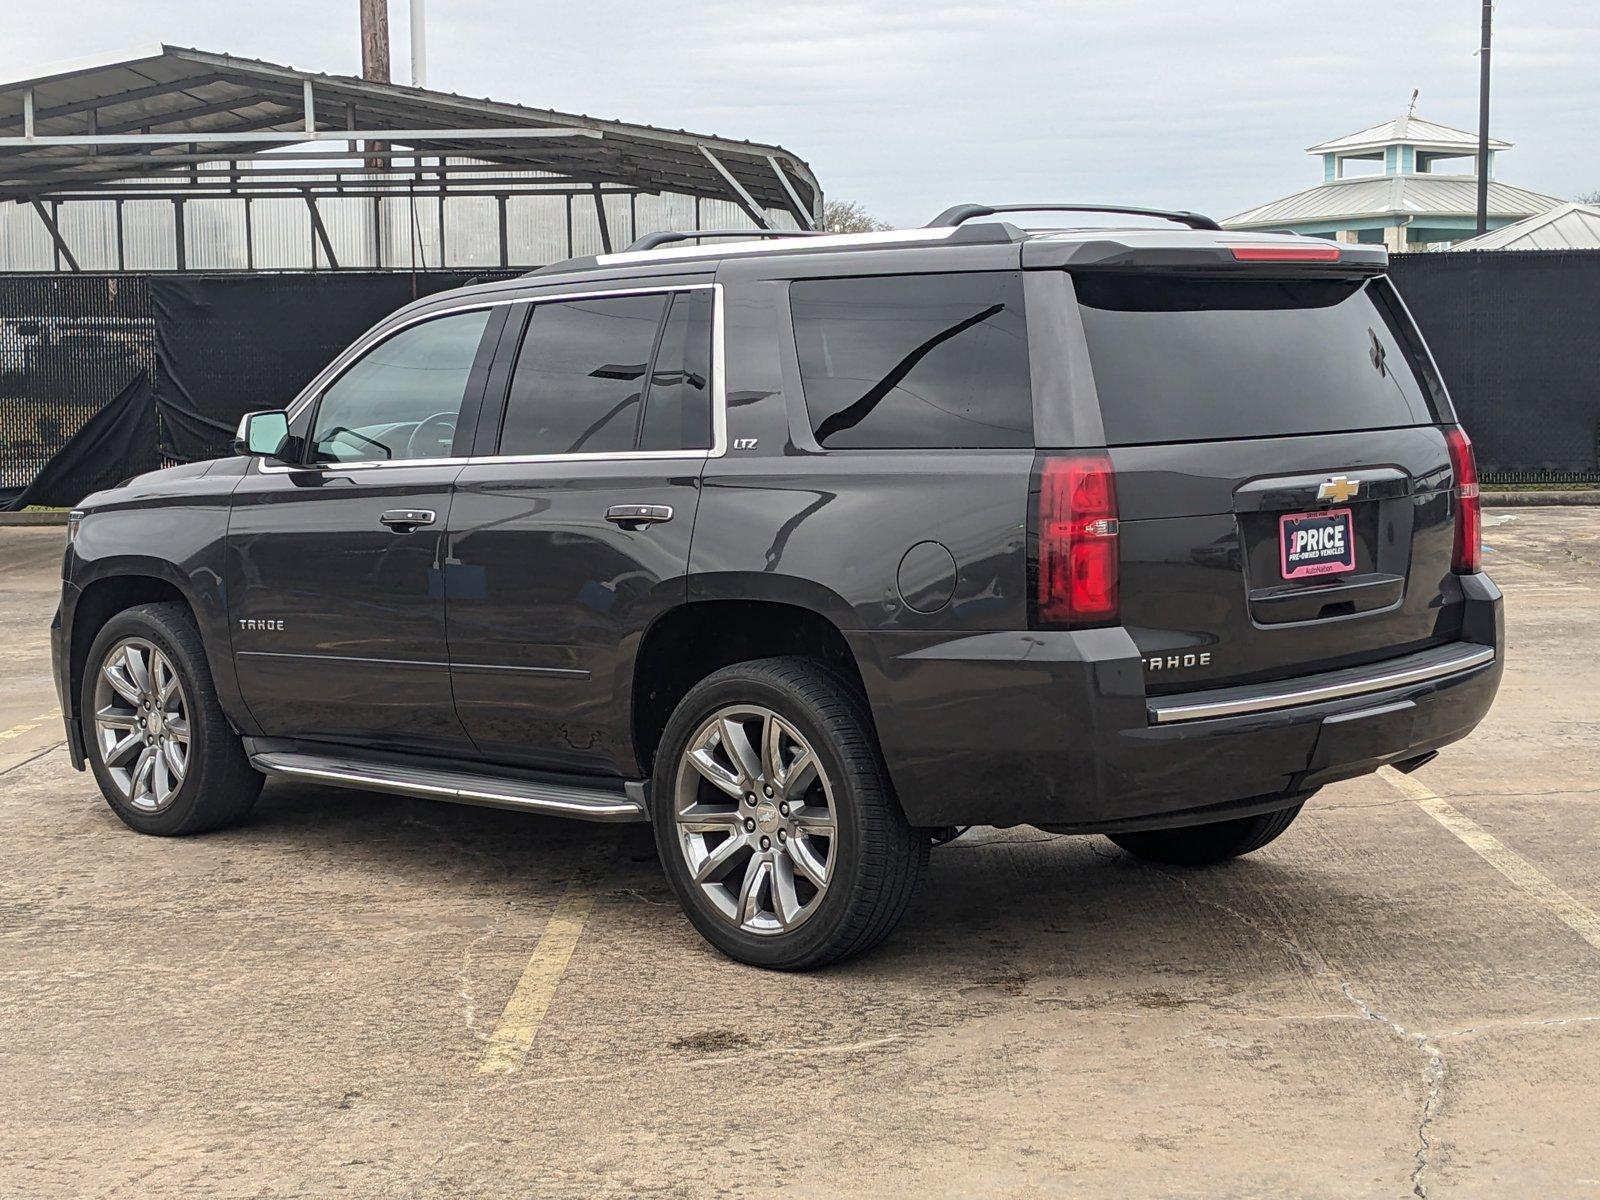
xmin=262 ymin=282 xmax=725 ymax=475
xmin=1148 ymin=643 xmax=1495 ymax=725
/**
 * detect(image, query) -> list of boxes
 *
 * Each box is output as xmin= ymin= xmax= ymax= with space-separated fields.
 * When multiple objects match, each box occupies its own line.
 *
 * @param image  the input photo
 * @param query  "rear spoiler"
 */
xmin=1022 ymin=234 xmax=1388 ymax=274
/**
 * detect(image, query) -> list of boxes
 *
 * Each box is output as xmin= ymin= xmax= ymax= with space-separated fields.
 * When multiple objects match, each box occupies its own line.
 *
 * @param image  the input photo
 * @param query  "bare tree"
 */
xmin=1579 ymin=190 xmax=1600 ymax=205
xmin=823 ymin=200 xmax=893 ymax=234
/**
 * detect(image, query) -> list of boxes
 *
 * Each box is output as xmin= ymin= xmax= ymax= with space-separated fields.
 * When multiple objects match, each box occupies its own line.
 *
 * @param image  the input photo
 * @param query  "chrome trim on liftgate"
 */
xmin=1148 ymin=643 xmax=1496 ymax=726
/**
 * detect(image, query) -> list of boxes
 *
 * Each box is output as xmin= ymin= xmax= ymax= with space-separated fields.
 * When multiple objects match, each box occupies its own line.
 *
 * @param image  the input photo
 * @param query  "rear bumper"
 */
xmin=849 ymin=573 xmax=1503 ymax=830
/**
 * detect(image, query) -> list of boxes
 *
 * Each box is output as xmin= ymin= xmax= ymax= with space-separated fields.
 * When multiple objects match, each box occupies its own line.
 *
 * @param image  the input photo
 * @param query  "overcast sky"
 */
xmin=4 ymin=1 xmax=1597 ymax=225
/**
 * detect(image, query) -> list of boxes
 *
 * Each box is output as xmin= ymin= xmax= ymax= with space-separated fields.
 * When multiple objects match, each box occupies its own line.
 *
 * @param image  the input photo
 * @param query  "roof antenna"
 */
xmin=1407 ymin=88 xmax=1420 ymax=117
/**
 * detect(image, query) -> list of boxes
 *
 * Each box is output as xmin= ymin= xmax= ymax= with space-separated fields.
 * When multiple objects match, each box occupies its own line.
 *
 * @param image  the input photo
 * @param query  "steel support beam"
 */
xmin=766 ymin=155 xmax=814 ymax=229
xmin=28 ymin=196 xmax=79 ymax=270
xmin=0 ymin=126 xmax=604 ymax=148
xmin=497 ymin=193 xmax=509 ymax=268
xmin=592 ymin=182 xmax=613 ymax=253
xmin=305 ymin=193 xmax=340 ymax=268
xmin=698 ymin=146 xmax=771 ymax=229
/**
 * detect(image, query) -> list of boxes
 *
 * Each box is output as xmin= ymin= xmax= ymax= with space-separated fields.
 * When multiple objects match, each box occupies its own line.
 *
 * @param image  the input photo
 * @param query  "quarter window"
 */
xmin=639 ymin=290 xmax=714 ymax=452
xmin=790 ymin=272 xmax=1032 ymax=449
xmin=309 ymin=309 xmax=491 ymax=464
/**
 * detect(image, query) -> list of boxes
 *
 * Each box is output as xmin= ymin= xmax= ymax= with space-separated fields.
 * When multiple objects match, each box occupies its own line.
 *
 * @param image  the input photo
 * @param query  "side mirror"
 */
xmin=233 ymin=410 xmax=291 ymax=460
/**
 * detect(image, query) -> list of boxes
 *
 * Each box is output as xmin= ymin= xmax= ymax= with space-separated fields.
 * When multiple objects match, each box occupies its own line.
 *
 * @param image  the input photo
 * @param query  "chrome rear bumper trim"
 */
xmin=1148 ymin=644 xmax=1495 ymax=725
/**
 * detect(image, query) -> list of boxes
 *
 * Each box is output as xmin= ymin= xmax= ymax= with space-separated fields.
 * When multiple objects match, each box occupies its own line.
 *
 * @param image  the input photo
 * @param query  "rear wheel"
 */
xmin=82 ymin=602 xmax=262 ymax=836
xmin=1107 ymin=799 xmax=1307 ymax=866
xmin=652 ymin=657 xmax=928 ymax=970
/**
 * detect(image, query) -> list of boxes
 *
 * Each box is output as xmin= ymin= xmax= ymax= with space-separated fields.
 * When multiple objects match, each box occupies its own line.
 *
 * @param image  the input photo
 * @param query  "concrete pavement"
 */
xmin=2 ymin=511 xmax=1598 ymax=1198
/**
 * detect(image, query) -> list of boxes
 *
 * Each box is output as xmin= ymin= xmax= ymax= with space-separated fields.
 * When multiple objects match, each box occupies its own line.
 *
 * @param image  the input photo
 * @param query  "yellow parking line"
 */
xmin=1379 ymin=766 xmax=1600 ymax=953
xmin=477 ymin=845 xmax=614 ymax=1074
xmin=0 ymin=708 xmax=61 ymax=742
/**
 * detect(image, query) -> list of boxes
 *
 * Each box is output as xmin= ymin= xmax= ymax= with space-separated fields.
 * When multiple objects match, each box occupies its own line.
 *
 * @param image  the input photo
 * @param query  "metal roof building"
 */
xmin=1224 ymin=112 xmax=1562 ymax=251
xmin=0 ymin=45 xmax=822 ymax=271
xmin=1449 ymin=201 xmax=1600 ymax=251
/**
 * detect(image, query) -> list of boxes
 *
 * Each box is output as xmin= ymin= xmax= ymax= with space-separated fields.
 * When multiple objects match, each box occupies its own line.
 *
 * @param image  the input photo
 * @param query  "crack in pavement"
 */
xmin=1144 ymin=864 xmax=1448 ymax=1199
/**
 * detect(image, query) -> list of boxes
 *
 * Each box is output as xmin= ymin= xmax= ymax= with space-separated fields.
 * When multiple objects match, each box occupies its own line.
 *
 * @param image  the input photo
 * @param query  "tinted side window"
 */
xmin=639 ymin=289 xmax=713 ymax=451
xmin=790 ymin=272 xmax=1032 ymax=449
xmin=499 ymin=294 xmax=668 ymax=455
xmin=309 ymin=309 xmax=491 ymax=463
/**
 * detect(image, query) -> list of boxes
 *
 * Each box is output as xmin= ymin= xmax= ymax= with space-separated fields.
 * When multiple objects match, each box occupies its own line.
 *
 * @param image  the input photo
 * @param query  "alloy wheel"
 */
xmin=673 ymin=705 xmax=837 ymax=935
xmin=92 ymin=637 xmax=191 ymax=813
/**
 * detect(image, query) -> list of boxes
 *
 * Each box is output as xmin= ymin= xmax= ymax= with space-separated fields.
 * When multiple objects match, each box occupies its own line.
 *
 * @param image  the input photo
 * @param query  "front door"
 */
xmin=227 ymin=305 xmax=505 ymax=754
xmin=446 ymin=286 xmax=715 ymax=775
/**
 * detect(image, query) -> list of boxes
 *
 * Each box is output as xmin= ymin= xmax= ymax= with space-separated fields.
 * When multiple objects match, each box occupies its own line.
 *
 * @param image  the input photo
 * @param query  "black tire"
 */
xmin=81 ymin=601 xmax=262 ymax=836
xmin=651 ymin=656 xmax=928 ymax=970
xmin=1107 ymin=800 xmax=1306 ymax=866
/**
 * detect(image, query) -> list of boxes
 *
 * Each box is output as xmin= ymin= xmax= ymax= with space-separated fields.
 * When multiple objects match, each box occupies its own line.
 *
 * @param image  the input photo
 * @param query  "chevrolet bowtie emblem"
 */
xmin=1317 ymin=475 xmax=1361 ymax=503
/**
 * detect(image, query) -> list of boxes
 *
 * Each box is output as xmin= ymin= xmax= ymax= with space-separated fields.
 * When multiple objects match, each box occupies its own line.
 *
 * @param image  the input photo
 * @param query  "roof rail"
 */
xmin=926 ymin=203 xmax=1223 ymax=233
xmin=622 ymin=228 xmax=831 ymax=253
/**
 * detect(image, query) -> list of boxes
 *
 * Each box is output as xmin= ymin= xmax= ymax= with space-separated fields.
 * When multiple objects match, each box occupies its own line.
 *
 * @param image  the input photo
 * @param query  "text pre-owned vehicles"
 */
xmin=52 ymin=203 xmax=1502 ymax=969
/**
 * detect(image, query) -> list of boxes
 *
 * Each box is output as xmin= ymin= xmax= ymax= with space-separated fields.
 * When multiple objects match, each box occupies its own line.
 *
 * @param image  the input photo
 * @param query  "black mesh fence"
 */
xmin=3 ymin=257 xmax=1598 ymax=505
xmin=1390 ymin=249 xmax=1600 ymax=484
xmin=0 ymin=275 xmax=155 ymax=495
xmin=2 ymin=270 xmax=514 ymax=507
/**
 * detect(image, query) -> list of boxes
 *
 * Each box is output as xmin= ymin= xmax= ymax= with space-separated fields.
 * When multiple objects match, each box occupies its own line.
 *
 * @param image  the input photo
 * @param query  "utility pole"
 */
xmin=360 ymin=0 xmax=390 ymax=83
xmin=1475 ymin=0 xmax=1493 ymax=236
xmin=359 ymin=0 xmax=391 ymax=205
xmin=410 ymin=0 xmax=428 ymax=88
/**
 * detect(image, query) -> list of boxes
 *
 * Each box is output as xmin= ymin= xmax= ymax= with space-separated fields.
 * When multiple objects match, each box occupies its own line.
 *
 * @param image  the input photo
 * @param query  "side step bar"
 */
xmin=249 ymin=750 xmax=648 ymax=823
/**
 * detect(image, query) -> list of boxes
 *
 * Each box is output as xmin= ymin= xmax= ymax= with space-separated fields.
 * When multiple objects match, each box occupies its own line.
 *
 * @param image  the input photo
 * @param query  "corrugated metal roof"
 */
xmin=1306 ymin=115 xmax=1509 ymax=155
xmin=1223 ymin=175 xmax=1562 ymax=229
xmin=0 ymin=44 xmax=820 ymax=219
xmin=1449 ymin=202 xmax=1600 ymax=250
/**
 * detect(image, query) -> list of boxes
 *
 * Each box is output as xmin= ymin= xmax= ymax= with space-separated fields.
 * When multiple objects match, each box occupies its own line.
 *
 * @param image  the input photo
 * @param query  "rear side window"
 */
xmin=1075 ymin=275 xmax=1435 ymax=446
xmin=499 ymin=294 xmax=666 ymax=456
xmin=790 ymin=272 xmax=1032 ymax=449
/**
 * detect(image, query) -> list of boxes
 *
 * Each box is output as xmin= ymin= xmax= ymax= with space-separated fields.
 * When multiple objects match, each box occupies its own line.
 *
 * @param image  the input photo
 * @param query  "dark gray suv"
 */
xmin=52 ymin=204 xmax=1503 ymax=968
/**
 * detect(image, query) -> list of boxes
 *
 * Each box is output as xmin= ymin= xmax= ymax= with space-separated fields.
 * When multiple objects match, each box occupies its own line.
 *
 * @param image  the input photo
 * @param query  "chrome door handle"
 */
xmin=605 ymin=503 xmax=674 ymax=528
xmin=380 ymin=508 xmax=436 ymax=530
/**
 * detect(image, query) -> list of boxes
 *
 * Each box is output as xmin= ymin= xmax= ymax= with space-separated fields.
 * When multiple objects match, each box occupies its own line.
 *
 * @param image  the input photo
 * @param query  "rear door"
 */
xmin=1067 ymin=270 xmax=1465 ymax=693
xmin=444 ymin=284 xmax=714 ymax=774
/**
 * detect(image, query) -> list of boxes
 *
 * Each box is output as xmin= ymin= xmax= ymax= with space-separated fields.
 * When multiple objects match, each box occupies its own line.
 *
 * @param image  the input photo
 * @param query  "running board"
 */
xmin=248 ymin=750 xmax=647 ymax=823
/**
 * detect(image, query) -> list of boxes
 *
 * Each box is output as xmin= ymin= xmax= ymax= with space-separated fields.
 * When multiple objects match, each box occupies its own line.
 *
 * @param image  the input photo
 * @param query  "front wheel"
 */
xmin=82 ymin=602 xmax=263 ymax=836
xmin=1106 ymin=799 xmax=1308 ymax=866
xmin=652 ymin=657 xmax=928 ymax=970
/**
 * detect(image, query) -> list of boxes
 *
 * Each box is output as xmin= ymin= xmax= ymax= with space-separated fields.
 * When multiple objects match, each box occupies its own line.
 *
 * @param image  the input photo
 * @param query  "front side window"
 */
xmin=309 ymin=309 xmax=491 ymax=463
xmin=499 ymin=294 xmax=670 ymax=456
xmin=790 ymin=272 xmax=1032 ymax=449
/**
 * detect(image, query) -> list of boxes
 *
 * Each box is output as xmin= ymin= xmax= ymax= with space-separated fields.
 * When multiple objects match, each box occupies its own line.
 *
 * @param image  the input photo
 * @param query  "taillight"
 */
xmin=1445 ymin=426 xmax=1480 ymax=573
xmin=1035 ymin=454 xmax=1120 ymax=627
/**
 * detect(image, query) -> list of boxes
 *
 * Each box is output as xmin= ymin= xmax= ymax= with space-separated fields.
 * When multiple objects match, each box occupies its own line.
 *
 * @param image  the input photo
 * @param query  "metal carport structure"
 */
xmin=0 ymin=44 xmax=823 ymax=270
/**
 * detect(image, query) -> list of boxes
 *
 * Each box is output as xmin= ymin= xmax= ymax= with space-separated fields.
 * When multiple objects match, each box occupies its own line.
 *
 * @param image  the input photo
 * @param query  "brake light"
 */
xmin=1445 ymin=426 xmax=1480 ymax=573
xmin=1035 ymin=454 xmax=1119 ymax=627
xmin=1228 ymin=244 xmax=1342 ymax=263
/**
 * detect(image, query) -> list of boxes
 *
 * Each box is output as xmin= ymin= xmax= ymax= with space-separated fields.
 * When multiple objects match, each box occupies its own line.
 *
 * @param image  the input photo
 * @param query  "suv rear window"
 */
xmin=1074 ymin=276 xmax=1435 ymax=446
xmin=791 ymin=272 xmax=1031 ymax=449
